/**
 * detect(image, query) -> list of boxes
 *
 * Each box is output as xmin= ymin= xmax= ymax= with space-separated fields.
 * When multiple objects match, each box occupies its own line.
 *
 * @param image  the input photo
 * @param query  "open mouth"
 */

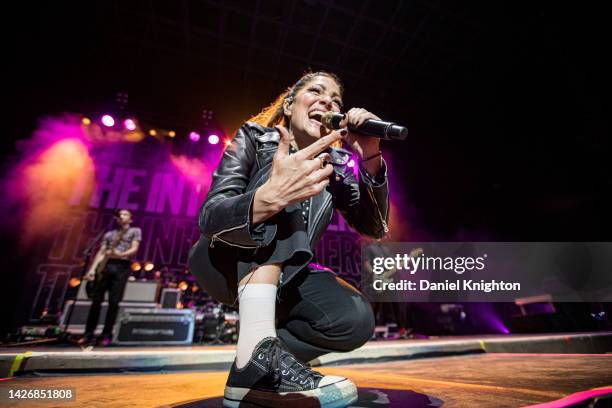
xmin=308 ymin=111 xmax=326 ymax=127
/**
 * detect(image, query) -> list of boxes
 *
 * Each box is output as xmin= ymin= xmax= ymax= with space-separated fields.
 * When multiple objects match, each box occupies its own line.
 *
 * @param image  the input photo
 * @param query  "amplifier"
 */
xmin=77 ymin=280 xmax=160 ymax=303
xmin=113 ymin=308 xmax=195 ymax=345
xmin=60 ymin=300 xmax=157 ymax=334
xmin=160 ymin=288 xmax=181 ymax=308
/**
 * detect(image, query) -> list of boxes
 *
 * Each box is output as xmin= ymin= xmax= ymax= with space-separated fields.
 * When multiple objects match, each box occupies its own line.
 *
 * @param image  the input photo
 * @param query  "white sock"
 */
xmin=235 ymin=283 xmax=277 ymax=369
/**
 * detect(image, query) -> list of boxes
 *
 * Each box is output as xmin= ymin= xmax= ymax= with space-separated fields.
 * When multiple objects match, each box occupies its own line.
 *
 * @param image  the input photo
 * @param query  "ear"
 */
xmin=283 ymin=97 xmax=293 ymax=116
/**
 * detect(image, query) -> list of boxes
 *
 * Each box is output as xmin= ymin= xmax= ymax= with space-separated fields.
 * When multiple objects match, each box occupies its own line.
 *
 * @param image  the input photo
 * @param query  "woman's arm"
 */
xmin=333 ymin=107 xmax=390 ymax=238
xmin=199 ymin=124 xmax=277 ymax=247
xmin=331 ymin=156 xmax=389 ymax=239
xmin=360 ymin=154 xmax=383 ymax=180
xmin=252 ymin=184 xmax=284 ymax=225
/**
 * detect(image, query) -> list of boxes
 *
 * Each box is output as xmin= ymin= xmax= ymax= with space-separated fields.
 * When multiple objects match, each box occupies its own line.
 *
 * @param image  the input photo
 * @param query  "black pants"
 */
xmin=276 ymin=270 xmax=375 ymax=362
xmin=85 ymin=260 xmax=130 ymax=336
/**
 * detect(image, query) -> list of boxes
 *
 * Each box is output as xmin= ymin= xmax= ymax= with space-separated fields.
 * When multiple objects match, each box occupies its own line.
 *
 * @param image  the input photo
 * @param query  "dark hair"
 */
xmin=115 ymin=209 xmax=132 ymax=217
xmin=248 ymin=70 xmax=344 ymax=128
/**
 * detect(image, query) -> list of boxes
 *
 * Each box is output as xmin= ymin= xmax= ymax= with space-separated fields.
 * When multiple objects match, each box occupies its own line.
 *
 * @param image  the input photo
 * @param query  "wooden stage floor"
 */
xmin=1 ymin=353 xmax=610 ymax=407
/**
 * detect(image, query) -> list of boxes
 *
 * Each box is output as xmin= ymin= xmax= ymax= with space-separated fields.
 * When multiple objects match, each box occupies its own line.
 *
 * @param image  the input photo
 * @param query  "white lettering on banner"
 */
xmin=145 ymin=172 xmax=163 ymax=212
xmin=69 ymin=166 xmax=203 ymax=216
xmin=89 ymin=165 xmax=125 ymax=209
xmin=117 ymin=169 xmax=146 ymax=210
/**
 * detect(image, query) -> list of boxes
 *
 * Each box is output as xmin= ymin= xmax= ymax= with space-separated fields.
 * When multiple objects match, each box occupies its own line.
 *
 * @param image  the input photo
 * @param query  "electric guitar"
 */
xmin=84 ymin=229 xmax=128 ymax=297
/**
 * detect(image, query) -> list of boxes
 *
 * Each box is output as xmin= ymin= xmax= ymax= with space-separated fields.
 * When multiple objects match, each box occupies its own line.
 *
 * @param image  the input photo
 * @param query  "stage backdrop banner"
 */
xmin=14 ymin=118 xmax=361 ymax=322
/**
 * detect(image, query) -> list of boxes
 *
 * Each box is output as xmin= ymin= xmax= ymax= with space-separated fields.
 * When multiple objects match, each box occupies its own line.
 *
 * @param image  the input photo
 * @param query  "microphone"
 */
xmin=320 ymin=111 xmax=408 ymax=141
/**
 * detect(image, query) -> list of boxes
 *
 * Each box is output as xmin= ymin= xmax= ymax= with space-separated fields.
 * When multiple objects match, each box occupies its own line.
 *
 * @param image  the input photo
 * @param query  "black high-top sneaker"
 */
xmin=223 ymin=337 xmax=358 ymax=408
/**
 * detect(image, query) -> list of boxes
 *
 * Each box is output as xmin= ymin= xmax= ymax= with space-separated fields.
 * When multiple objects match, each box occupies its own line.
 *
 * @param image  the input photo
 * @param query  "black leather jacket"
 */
xmin=196 ymin=122 xmax=389 ymax=284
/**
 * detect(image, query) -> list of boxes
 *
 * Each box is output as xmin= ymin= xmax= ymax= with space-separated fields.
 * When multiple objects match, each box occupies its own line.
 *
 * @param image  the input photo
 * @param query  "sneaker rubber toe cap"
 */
xmin=318 ymin=375 xmax=347 ymax=387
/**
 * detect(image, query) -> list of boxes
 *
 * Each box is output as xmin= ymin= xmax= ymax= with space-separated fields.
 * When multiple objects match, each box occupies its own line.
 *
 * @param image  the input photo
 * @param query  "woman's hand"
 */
xmin=339 ymin=108 xmax=383 ymax=177
xmin=339 ymin=108 xmax=381 ymax=159
xmin=251 ymin=126 xmax=341 ymax=225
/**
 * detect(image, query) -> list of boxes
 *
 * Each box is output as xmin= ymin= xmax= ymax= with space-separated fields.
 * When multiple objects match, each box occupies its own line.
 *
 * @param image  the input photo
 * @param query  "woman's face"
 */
xmin=286 ymin=75 xmax=343 ymax=143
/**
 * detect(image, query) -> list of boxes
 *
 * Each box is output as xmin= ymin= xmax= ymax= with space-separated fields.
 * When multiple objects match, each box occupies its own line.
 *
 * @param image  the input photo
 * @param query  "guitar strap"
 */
xmin=98 ymin=227 xmax=130 ymax=274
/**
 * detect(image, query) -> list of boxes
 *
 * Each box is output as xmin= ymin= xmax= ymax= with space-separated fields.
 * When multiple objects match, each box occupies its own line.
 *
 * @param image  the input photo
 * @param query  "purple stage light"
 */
xmin=123 ymin=118 xmax=136 ymax=131
xmin=208 ymin=134 xmax=219 ymax=145
xmin=101 ymin=115 xmax=115 ymax=127
xmin=349 ymin=155 xmax=359 ymax=176
xmin=189 ymin=131 xmax=201 ymax=142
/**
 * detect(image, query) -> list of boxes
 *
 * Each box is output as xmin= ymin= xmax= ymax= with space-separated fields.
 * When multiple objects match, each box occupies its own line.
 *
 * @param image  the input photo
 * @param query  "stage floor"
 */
xmin=1 ymin=353 xmax=611 ymax=407
xmin=3 ymin=332 xmax=611 ymax=377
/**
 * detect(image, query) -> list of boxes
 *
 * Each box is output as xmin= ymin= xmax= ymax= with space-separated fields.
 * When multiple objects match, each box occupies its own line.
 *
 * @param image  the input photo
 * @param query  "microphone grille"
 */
xmin=321 ymin=112 xmax=343 ymax=130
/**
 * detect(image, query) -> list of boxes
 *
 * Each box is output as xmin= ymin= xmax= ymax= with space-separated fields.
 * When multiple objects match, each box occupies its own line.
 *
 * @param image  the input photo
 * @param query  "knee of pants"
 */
xmin=320 ymin=295 xmax=375 ymax=352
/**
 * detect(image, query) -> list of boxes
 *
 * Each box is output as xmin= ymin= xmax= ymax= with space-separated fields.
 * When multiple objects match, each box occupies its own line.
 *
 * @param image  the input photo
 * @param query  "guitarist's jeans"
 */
xmin=85 ymin=259 xmax=131 ymax=336
xmin=276 ymin=268 xmax=375 ymax=363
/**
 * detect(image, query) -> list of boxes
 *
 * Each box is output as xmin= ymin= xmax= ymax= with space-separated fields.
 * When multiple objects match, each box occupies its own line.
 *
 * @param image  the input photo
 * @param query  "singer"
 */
xmin=189 ymin=71 xmax=389 ymax=407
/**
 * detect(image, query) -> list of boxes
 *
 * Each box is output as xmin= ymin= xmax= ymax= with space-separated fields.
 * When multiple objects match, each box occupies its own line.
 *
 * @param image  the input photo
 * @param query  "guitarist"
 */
xmin=78 ymin=209 xmax=142 ymax=346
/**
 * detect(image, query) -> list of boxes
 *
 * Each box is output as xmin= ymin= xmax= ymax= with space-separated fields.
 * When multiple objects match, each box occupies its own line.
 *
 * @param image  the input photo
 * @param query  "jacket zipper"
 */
xmin=209 ymin=160 xmax=273 ymax=250
xmin=366 ymin=184 xmax=389 ymax=233
xmin=308 ymin=194 xmax=333 ymax=243
xmin=210 ymin=223 xmax=259 ymax=249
